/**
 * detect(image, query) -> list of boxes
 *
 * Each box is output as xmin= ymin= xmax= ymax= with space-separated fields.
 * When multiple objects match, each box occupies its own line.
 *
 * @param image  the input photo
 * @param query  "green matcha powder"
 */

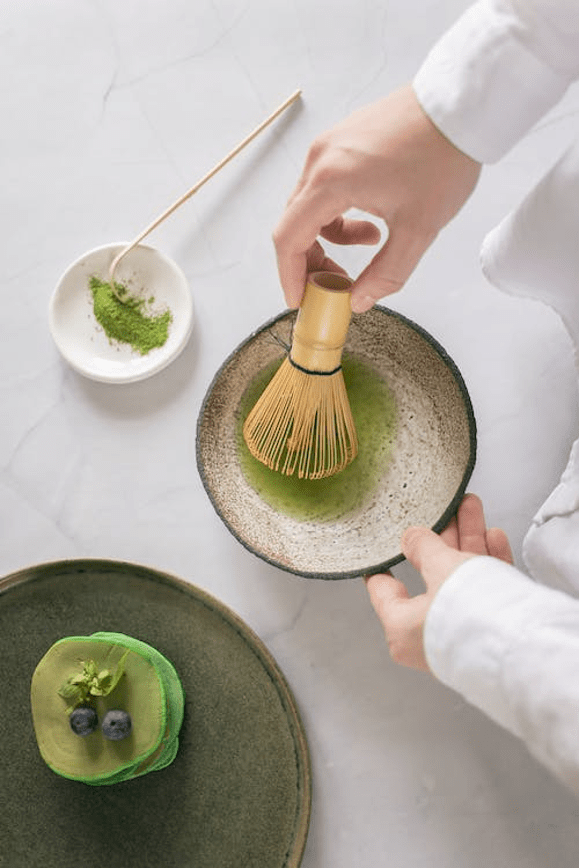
xmin=89 ymin=276 xmax=172 ymax=355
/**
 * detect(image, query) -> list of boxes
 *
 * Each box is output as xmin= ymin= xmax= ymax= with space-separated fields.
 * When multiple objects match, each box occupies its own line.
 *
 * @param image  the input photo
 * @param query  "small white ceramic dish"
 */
xmin=49 ymin=243 xmax=194 ymax=383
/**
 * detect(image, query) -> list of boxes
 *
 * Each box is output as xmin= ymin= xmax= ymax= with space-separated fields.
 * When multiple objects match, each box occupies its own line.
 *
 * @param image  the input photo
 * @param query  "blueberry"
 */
xmin=101 ymin=709 xmax=132 ymax=741
xmin=69 ymin=706 xmax=98 ymax=736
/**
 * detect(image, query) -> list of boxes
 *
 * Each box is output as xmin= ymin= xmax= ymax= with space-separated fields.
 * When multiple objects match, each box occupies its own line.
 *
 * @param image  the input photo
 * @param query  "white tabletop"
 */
xmin=1 ymin=1 xmax=577 ymax=865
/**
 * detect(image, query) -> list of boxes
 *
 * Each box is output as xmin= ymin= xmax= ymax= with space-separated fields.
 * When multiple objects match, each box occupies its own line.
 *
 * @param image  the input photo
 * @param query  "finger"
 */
xmin=275 ymin=251 xmax=307 ymax=309
xmin=286 ymin=138 xmax=325 ymax=204
xmin=401 ymin=526 xmax=472 ymax=590
xmin=486 ymin=527 xmax=514 ymax=564
xmin=273 ymin=188 xmax=350 ymax=308
xmin=439 ymin=515 xmax=459 ymax=550
xmin=320 ymin=216 xmax=381 ymax=246
xmin=456 ymin=493 xmax=489 ymax=555
xmin=365 ymin=574 xmax=430 ymax=670
xmin=304 ymin=240 xmax=347 ymax=277
xmin=350 ymin=222 xmax=435 ymax=313
xmin=365 ymin=572 xmax=411 ymax=618
xmin=275 ymin=243 xmax=347 ymax=310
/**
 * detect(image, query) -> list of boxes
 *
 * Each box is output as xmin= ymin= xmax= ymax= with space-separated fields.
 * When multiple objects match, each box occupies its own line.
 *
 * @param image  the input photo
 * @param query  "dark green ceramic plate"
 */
xmin=0 ymin=560 xmax=311 ymax=868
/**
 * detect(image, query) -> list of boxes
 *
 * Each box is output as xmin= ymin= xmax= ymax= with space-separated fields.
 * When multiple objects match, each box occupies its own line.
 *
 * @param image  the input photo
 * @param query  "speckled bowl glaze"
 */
xmin=197 ymin=306 xmax=476 ymax=579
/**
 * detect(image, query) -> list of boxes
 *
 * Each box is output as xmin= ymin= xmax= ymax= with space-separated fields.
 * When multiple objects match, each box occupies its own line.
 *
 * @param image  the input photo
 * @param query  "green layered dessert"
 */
xmin=30 ymin=632 xmax=185 ymax=785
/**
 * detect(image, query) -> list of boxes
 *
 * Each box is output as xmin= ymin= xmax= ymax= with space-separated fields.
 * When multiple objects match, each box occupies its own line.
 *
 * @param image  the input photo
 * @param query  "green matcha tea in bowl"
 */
xmin=197 ymin=287 xmax=476 ymax=579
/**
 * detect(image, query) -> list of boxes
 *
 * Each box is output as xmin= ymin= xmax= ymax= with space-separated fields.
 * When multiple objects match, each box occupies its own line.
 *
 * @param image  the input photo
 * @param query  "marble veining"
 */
xmin=0 ymin=1 xmax=577 ymax=866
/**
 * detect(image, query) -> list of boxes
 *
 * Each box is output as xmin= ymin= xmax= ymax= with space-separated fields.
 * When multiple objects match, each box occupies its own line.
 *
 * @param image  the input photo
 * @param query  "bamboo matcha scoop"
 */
xmin=108 ymin=88 xmax=302 ymax=298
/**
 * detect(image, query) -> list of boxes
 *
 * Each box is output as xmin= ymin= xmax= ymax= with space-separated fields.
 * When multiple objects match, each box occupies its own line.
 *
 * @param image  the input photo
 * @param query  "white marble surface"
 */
xmin=1 ymin=1 xmax=578 ymax=865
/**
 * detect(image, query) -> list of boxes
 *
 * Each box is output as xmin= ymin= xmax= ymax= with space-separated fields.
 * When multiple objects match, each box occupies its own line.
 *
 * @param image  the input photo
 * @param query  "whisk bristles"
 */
xmin=242 ymin=357 xmax=358 ymax=479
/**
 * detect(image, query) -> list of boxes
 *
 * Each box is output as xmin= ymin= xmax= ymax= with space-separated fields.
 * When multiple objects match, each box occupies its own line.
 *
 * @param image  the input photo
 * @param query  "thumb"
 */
xmin=402 ymin=526 xmax=473 ymax=591
xmin=350 ymin=223 xmax=433 ymax=313
xmin=365 ymin=571 xmax=411 ymax=618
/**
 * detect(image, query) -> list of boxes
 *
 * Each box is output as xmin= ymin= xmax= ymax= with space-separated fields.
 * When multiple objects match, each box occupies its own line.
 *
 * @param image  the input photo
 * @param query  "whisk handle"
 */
xmin=290 ymin=272 xmax=353 ymax=373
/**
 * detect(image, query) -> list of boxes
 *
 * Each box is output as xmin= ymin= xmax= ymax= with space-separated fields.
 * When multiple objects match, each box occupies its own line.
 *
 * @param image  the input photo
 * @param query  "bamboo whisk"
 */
xmin=243 ymin=272 xmax=358 ymax=479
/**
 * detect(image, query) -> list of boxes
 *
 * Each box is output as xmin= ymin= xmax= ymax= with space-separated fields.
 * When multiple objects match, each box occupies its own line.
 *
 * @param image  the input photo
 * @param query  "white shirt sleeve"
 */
xmin=424 ymin=556 xmax=579 ymax=791
xmin=413 ymin=0 xmax=579 ymax=162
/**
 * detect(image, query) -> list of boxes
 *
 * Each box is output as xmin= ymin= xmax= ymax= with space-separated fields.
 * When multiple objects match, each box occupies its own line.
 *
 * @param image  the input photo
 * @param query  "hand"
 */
xmin=273 ymin=84 xmax=481 ymax=311
xmin=365 ymin=494 xmax=513 ymax=671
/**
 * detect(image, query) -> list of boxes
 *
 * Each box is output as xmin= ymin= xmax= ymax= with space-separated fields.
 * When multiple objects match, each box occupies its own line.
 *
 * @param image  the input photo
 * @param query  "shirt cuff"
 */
xmin=413 ymin=0 xmax=575 ymax=163
xmin=424 ymin=556 xmax=579 ymax=788
xmin=424 ymin=557 xmax=530 ymax=732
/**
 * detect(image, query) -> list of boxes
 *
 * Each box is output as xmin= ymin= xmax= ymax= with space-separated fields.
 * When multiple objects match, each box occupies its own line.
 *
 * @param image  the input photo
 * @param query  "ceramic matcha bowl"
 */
xmin=197 ymin=305 xmax=476 ymax=579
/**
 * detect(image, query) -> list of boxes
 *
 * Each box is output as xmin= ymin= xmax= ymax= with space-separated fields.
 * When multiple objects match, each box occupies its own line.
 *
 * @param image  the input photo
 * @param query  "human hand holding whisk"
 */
xmin=272 ymin=83 xmax=481 ymax=313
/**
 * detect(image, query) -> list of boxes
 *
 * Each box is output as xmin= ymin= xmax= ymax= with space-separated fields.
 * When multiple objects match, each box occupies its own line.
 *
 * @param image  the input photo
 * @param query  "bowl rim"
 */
xmin=196 ymin=304 xmax=477 ymax=580
xmin=48 ymin=241 xmax=194 ymax=384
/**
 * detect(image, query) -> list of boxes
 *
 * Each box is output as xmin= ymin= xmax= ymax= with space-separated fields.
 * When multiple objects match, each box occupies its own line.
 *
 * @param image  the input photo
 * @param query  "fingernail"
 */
xmin=351 ymin=294 xmax=374 ymax=313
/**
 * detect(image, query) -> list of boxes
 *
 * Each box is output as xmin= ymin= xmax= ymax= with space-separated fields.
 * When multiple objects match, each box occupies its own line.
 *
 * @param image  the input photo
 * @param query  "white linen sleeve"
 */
xmin=424 ymin=556 xmax=579 ymax=791
xmin=413 ymin=0 xmax=579 ymax=163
